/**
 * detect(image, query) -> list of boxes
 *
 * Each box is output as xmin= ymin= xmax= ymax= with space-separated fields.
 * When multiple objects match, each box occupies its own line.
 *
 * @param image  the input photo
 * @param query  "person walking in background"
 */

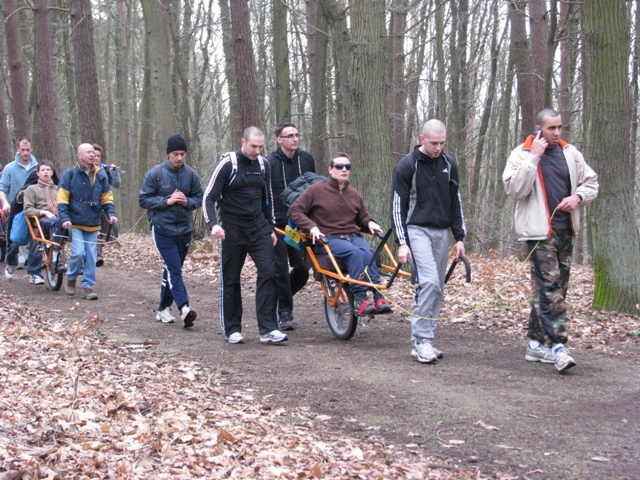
xmin=1 ymin=137 xmax=41 ymax=281
xmin=391 ymin=119 xmax=466 ymax=365
xmin=139 ymin=134 xmax=203 ymax=329
xmin=267 ymin=123 xmax=316 ymax=331
xmin=58 ymin=143 xmax=117 ymax=300
xmin=203 ymin=126 xmax=287 ymax=345
xmin=93 ymin=143 xmax=121 ymax=267
xmin=503 ymin=108 xmax=599 ymax=373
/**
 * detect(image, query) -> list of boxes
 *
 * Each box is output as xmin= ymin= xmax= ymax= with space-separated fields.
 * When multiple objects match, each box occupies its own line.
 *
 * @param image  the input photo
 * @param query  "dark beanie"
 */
xmin=167 ymin=134 xmax=188 ymax=154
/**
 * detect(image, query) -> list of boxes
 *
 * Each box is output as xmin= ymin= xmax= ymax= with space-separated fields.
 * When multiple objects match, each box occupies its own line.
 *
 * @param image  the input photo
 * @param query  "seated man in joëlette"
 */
xmin=22 ymin=160 xmax=66 ymax=269
xmin=287 ymin=152 xmax=391 ymax=315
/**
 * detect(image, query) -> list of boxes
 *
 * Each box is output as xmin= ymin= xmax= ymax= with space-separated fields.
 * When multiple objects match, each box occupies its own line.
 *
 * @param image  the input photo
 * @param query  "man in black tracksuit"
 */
xmin=267 ymin=123 xmax=316 ymax=331
xmin=203 ymin=127 xmax=288 ymax=345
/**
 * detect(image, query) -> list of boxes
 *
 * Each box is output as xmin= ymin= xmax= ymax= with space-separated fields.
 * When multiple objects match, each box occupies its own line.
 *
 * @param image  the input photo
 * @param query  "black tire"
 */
xmin=44 ymin=244 xmax=64 ymax=291
xmin=323 ymin=275 xmax=357 ymax=340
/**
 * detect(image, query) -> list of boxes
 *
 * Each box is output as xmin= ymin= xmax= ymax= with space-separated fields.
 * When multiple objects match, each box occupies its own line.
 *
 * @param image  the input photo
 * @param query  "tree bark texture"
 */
xmin=70 ymin=0 xmax=105 ymax=148
xmin=140 ymin=0 xmax=178 ymax=157
xmin=583 ymin=0 xmax=640 ymax=313
xmin=528 ymin=0 xmax=548 ymax=110
xmin=389 ymin=0 xmax=407 ymax=163
xmin=230 ymin=0 xmax=260 ymax=129
xmin=218 ymin=0 xmax=243 ymax=145
xmin=272 ymin=0 xmax=291 ymax=126
xmin=34 ymin=0 xmax=63 ymax=168
xmin=3 ymin=0 xmax=31 ymax=140
xmin=509 ymin=0 xmax=537 ymax=134
xmin=308 ymin=1 xmax=328 ymax=164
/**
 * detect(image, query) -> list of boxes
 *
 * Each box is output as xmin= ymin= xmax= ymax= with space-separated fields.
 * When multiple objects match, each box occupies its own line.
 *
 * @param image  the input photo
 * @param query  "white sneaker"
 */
xmin=180 ymin=305 xmax=197 ymax=329
xmin=16 ymin=253 xmax=26 ymax=269
xmin=29 ymin=275 xmax=44 ymax=285
xmin=525 ymin=345 xmax=555 ymax=363
xmin=411 ymin=342 xmax=438 ymax=364
xmin=5 ymin=265 xmax=15 ymax=281
xmin=260 ymin=330 xmax=288 ymax=343
xmin=156 ymin=308 xmax=175 ymax=324
xmin=554 ymin=346 xmax=576 ymax=372
xmin=227 ymin=332 xmax=245 ymax=344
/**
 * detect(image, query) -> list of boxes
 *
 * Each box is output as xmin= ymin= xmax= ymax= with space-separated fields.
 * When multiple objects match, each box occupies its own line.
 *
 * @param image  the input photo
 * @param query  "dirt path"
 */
xmin=2 ymin=261 xmax=639 ymax=479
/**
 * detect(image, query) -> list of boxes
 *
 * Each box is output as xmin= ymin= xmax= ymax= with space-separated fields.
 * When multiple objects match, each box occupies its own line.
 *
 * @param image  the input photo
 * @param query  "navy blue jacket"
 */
xmin=57 ymin=163 xmax=117 ymax=231
xmin=139 ymin=159 xmax=203 ymax=236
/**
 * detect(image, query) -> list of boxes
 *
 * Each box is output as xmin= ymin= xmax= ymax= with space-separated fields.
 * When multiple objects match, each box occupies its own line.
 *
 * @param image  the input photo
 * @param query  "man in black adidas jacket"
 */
xmin=267 ymin=123 xmax=316 ymax=331
xmin=391 ymin=119 xmax=466 ymax=365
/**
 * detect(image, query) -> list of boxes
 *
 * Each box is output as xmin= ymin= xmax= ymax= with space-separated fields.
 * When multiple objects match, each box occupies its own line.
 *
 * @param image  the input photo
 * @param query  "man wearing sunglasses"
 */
xmin=267 ymin=123 xmax=316 ymax=331
xmin=288 ymin=153 xmax=392 ymax=316
xmin=391 ymin=119 xmax=466 ymax=365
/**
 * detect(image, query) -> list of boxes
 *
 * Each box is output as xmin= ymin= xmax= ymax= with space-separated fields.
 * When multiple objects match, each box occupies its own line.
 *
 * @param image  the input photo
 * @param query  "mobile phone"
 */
xmin=533 ymin=128 xmax=541 ymax=136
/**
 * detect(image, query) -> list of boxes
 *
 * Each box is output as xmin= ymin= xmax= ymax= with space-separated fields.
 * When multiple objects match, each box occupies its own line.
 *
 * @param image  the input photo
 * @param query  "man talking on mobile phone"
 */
xmin=503 ymin=108 xmax=599 ymax=373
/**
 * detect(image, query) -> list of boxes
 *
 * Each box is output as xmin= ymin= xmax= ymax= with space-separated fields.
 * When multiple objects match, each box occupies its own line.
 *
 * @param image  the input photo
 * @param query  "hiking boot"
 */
xmin=278 ymin=310 xmax=294 ymax=331
xmin=372 ymin=289 xmax=392 ymax=313
xmin=156 ymin=308 xmax=175 ymax=324
xmin=181 ymin=305 xmax=197 ymax=329
xmin=354 ymin=295 xmax=376 ymax=316
xmin=29 ymin=275 xmax=44 ymax=285
xmin=65 ymin=278 xmax=76 ymax=296
xmin=525 ymin=345 xmax=554 ymax=364
xmin=554 ymin=346 xmax=576 ymax=373
xmin=260 ymin=330 xmax=288 ymax=343
xmin=96 ymin=256 xmax=104 ymax=267
xmin=411 ymin=342 xmax=438 ymax=364
xmin=227 ymin=332 xmax=245 ymax=344
xmin=5 ymin=265 xmax=15 ymax=281
xmin=82 ymin=288 xmax=98 ymax=300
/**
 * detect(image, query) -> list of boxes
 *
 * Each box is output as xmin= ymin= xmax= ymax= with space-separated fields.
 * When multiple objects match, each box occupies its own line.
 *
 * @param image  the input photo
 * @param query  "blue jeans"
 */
xmin=151 ymin=225 xmax=191 ymax=311
xmin=67 ymin=228 xmax=98 ymax=289
xmin=326 ymin=235 xmax=380 ymax=298
xmin=6 ymin=238 xmax=42 ymax=277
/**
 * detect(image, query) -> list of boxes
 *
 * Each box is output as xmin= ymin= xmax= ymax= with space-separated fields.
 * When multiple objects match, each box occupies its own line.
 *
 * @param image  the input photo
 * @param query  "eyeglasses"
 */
xmin=279 ymin=133 xmax=300 ymax=139
xmin=331 ymin=163 xmax=351 ymax=170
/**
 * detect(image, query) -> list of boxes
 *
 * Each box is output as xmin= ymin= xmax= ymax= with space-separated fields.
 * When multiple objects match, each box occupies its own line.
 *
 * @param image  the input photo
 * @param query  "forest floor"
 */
xmin=1 ymin=233 xmax=639 ymax=479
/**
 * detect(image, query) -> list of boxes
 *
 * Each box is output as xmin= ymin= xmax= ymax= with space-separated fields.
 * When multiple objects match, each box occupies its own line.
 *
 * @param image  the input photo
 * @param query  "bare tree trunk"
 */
xmin=0 ymin=55 xmax=12 ymax=163
xmin=583 ymin=0 xmax=640 ymax=313
xmin=389 ymin=0 xmax=407 ymax=163
xmin=34 ymin=0 xmax=63 ymax=168
xmin=543 ymin=0 xmax=558 ymax=107
xmin=230 ymin=0 xmax=260 ymax=129
xmin=528 ymin=0 xmax=548 ymax=109
xmin=309 ymin=1 xmax=328 ymax=164
xmin=3 ymin=0 xmax=31 ymax=139
xmin=218 ymin=0 xmax=242 ymax=145
xmin=404 ymin=0 xmax=429 ymax=149
xmin=70 ymin=0 xmax=105 ymax=148
xmin=434 ymin=0 xmax=446 ymax=123
xmin=509 ymin=0 xmax=537 ymax=134
xmin=558 ymin=0 xmax=578 ymax=144
xmin=61 ymin=22 xmax=78 ymax=150
xmin=140 ymin=0 xmax=178 ymax=156
xmin=272 ymin=0 xmax=291 ymax=125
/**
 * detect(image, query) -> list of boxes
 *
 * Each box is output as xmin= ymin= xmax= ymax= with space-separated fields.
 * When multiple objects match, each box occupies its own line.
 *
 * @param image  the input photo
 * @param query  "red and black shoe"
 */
xmin=375 ymin=298 xmax=392 ymax=314
xmin=354 ymin=296 xmax=376 ymax=316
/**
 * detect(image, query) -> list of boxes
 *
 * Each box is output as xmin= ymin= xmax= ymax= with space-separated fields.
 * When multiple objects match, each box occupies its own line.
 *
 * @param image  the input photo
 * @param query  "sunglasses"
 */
xmin=279 ymin=133 xmax=300 ymax=139
xmin=332 ymin=163 xmax=351 ymax=170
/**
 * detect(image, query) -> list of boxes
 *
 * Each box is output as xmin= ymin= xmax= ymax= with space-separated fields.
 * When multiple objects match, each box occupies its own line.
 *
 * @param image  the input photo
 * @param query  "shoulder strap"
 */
xmin=153 ymin=164 xmax=163 ymax=190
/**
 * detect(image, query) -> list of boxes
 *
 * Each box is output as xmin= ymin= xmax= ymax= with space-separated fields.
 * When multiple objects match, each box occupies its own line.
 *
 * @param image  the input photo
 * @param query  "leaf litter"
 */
xmin=1 ymin=235 xmax=637 ymax=478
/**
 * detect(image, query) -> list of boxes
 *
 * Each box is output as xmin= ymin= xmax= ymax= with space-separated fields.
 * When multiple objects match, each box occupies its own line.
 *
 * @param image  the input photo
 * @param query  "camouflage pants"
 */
xmin=526 ymin=229 xmax=573 ymax=345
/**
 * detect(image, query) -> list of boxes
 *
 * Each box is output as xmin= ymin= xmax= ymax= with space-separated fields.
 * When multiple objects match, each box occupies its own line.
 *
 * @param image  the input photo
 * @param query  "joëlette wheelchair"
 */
xmin=276 ymin=227 xmax=413 ymax=340
xmin=276 ymin=226 xmax=472 ymax=340
xmin=27 ymin=217 xmax=113 ymax=291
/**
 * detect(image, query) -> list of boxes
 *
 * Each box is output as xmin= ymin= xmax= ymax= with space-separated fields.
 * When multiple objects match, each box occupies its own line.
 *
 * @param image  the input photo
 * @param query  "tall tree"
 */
xmin=583 ymin=0 xmax=640 ymax=313
xmin=308 ymin=0 xmax=328 ymax=163
xmin=34 ymin=0 xmax=63 ymax=167
xmin=229 ymin=0 xmax=260 ymax=128
xmin=3 ymin=0 xmax=31 ymax=140
xmin=140 ymin=0 xmax=178 ymax=156
xmin=509 ymin=0 xmax=537 ymax=134
xmin=218 ymin=0 xmax=242 ymax=144
xmin=389 ymin=0 xmax=407 ymax=163
xmin=70 ymin=0 xmax=105 ymax=149
xmin=272 ymin=0 xmax=291 ymax=125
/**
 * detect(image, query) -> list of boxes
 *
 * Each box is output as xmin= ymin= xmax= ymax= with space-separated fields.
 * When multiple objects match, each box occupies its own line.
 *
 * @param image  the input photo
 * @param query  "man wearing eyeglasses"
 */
xmin=267 ymin=123 xmax=316 ymax=331
xmin=288 ymin=153 xmax=392 ymax=316
xmin=391 ymin=119 xmax=466 ymax=365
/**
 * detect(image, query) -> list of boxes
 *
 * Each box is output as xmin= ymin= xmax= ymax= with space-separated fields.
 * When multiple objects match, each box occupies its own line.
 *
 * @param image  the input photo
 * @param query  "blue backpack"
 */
xmin=9 ymin=211 xmax=29 ymax=246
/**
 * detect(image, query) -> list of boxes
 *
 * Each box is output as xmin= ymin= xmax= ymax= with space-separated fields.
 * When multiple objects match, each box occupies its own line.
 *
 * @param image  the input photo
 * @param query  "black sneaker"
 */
xmin=354 ymin=295 xmax=376 ymax=316
xmin=278 ymin=310 xmax=294 ymax=331
xmin=372 ymin=289 xmax=392 ymax=313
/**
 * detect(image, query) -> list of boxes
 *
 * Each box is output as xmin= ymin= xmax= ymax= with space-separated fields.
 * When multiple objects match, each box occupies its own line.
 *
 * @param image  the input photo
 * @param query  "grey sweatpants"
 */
xmin=407 ymin=225 xmax=450 ymax=347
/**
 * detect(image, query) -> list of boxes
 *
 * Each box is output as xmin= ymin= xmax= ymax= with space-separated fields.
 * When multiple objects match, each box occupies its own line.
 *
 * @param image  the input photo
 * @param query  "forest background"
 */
xmin=0 ymin=0 xmax=638 ymax=314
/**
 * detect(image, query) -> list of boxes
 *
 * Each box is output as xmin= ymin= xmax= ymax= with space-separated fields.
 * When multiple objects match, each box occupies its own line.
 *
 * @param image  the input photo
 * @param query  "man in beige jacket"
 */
xmin=503 ymin=108 xmax=599 ymax=373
